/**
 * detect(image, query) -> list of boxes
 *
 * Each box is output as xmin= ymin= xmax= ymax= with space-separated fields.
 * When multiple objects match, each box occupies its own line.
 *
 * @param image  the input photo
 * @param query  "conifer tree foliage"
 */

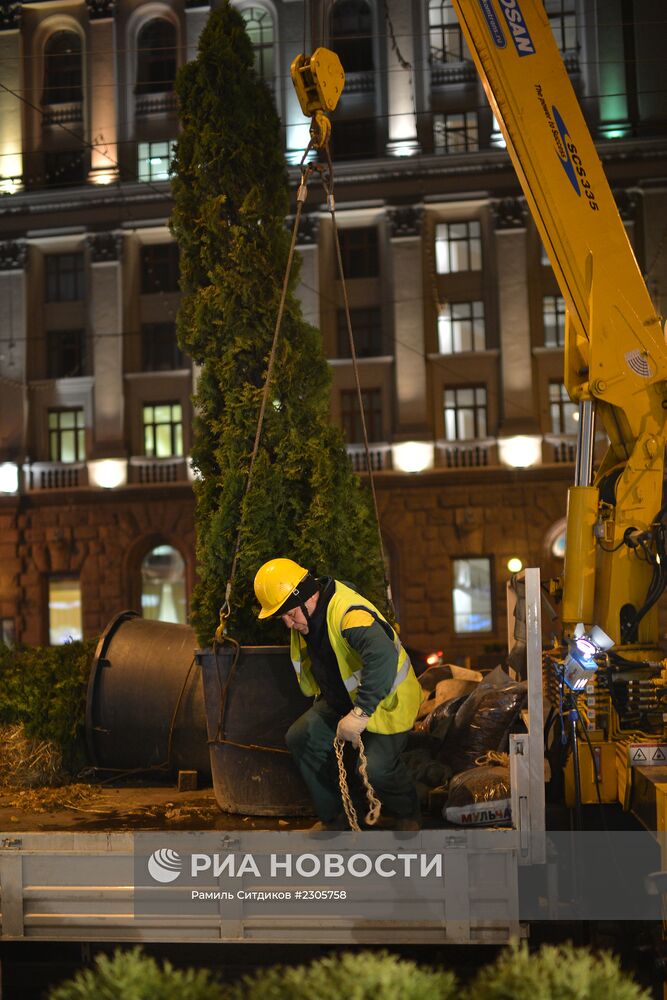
xmin=171 ymin=2 xmax=387 ymax=647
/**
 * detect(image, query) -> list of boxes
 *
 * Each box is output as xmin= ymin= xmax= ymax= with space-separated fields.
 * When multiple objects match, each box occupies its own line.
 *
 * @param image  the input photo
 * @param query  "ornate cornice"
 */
xmin=491 ymin=196 xmax=528 ymax=230
xmin=87 ymin=231 xmax=123 ymax=262
xmin=387 ymin=205 xmax=423 ymax=238
xmin=86 ymin=0 xmax=116 ymax=20
xmin=0 ymin=240 xmax=27 ymax=271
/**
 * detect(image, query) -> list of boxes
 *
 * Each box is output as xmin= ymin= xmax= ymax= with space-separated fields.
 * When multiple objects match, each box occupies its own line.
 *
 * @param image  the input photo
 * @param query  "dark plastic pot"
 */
xmin=197 ymin=645 xmax=314 ymax=816
xmin=85 ymin=611 xmax=210 ymax=778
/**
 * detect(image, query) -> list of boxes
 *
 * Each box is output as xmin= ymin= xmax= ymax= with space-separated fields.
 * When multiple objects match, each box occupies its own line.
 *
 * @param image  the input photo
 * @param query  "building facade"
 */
xmin=0 ymin=0 xmax=665 ymax=656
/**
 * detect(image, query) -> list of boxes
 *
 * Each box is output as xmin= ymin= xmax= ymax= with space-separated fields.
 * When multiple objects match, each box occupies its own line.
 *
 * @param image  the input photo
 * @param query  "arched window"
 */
xmin=141 ymin=544 xmax=187 ymax=624
xmin=136 ymin=19 xmax=177 ymax=95
xmin=240 ymin=7 xmax=275 ymax=81
xmin=545 ymin=519 xmax=567 ymax=560
xmin=331 ymin=0 xmax=373 ymax=73
xmin=43 ymin=30 xmax=82 ymax=105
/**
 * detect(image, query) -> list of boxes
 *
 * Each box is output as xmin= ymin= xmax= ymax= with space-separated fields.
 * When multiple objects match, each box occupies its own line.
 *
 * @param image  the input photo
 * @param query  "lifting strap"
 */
xmin=216 ymin=143 xmax=316 ymax=640
xmin=217 ymin=128 xmax=393 ymax=638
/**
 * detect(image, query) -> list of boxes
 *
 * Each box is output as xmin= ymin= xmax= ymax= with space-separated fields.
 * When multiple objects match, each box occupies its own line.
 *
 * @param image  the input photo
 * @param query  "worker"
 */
xmin=254 ymin=557 xmax=422 ymax=831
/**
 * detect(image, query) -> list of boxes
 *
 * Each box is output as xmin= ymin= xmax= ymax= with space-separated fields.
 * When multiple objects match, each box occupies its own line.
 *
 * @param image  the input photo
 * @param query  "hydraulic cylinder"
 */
xmin=561 ymin=484 xmax=599 ymax=628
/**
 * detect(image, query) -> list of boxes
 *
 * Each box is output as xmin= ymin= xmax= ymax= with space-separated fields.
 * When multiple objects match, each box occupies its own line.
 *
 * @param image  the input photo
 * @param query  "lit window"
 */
xmin=452 ymin=557 xmax=492 ymax=633
xmin=141 ymin=544 xmax=187 ymax=624
xmin=428 ymin=0 xmax=468 ymax=62
xmin=48 ymin=577 xmax=82 ymax=645
xmin=552 ymin=528 xmax=566 ymax=558
xmin=444 ymin=386 xmax=487 ymax=440
xmin=143 ymin=402 xmax=183 ymax=457
xmin=138 ymin=140 xmax=175 ymax=182
xmin=549 ymin=382 xmax=578 ymax=434
xmin=433 ymin=111 xmax=479 ymax=154
xmin=543 ymin=294 xmax=566 ymax=347
xmin=435 ymin=220 xmax=481 ymax=273
xmin=45 ymin=253 xmax=84 ymax=302
xmin=546 ymin=2 xmax=577 ymax=51
xmin=0 ymin=618 xmax=15 ymax=647
xmin=438 ymin=301 xmax=485 ymax=353
xmin=49 ymin=408 xmax=85 ymax=463
xmin=241 ymin=6 xmax=275 ymax=81
xmin=136 ymin=19 xmax=177 ymax=94
xmin=42 ymin=30 xmax=82 ymax=104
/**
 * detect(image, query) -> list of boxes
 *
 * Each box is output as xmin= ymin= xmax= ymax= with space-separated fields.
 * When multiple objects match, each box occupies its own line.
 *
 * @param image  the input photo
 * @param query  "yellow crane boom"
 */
xmin=452 ymin=0 xmax=667 ymax=647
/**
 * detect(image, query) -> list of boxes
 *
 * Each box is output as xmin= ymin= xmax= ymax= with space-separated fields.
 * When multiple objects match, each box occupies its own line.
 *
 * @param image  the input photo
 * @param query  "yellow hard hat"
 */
xmin=254 ymin=558 xmax=309 ymax=619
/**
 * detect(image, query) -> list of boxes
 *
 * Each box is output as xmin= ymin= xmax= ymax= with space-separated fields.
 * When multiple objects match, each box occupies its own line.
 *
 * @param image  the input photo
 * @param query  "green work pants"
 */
xmin=285 ymin=698 xmax=420 ymax=824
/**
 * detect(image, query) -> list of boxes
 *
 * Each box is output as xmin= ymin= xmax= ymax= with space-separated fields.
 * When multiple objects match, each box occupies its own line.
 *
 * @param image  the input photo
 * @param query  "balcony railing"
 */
xmin=135 ymin=93 xmax=178 ymax=117
xmin=26 ymin=461 xmax=88 ymax=490
xmin=431 ymin=60 xmax=477 ymax=87
xmin=344 ymin=71 xmax=375 ymax=95
xmin=543 ymin=434 xmax=577 ymax=464
xmin=129 ymin=456 xmax=188 ymax=484
xmin=346 ymin=443 xmax=392 ymax=472
xmin=436 ymin=439 xmax=496 ymax=468
xmin=42 ymin=102 xmax=83 ymax=127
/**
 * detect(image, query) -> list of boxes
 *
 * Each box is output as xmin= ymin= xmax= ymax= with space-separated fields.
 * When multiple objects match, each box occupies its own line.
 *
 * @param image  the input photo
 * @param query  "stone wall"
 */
xmin=2 ymin=466 xmax=664 ymax=662
xmin=376 ymin=466 xmax=570 ymax=659
xmin=1 ymin=487 xmax=195 ymax=646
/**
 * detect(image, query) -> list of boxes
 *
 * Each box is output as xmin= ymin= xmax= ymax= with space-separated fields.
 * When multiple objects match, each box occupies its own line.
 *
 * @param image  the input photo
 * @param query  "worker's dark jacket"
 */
xmin=290 ymin=579 xmax=421 ymax=734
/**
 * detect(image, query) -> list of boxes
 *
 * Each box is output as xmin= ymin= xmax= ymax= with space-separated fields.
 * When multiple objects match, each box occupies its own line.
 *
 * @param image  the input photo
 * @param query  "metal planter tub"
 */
xmin=197 ymin=645 xmax=313 ymax=816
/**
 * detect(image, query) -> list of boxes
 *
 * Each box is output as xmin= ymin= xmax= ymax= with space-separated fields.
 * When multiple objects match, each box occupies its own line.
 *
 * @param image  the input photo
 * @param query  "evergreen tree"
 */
xmin=171 ymin=2 xmax=387 ymax=646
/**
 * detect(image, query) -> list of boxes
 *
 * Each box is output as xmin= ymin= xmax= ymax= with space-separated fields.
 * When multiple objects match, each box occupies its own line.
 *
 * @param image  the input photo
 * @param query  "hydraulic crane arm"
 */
xmin=451 ymin=0 xmax=667 ymax=645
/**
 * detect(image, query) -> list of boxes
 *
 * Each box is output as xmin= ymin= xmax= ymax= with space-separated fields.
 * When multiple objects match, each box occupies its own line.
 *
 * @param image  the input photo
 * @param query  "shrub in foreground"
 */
xmin=224 ymin=950 xmax=457 ymax=1000
xmin=48 ymin=947 xmax=226 ymax=1000
xmin=466 ymin=941 xmax=650 ymax=1000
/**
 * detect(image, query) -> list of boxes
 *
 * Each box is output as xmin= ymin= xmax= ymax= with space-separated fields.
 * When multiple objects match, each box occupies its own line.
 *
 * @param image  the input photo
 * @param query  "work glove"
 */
xmin=336 ymin=710 xmax=369 ymax=747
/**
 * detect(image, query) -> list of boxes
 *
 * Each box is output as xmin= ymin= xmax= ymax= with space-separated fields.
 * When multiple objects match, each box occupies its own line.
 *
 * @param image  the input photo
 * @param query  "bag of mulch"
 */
xmin=438 ymin=666 xmax=527 ymax=773
xmin=444 ymin=763 xmax=512 ymax=827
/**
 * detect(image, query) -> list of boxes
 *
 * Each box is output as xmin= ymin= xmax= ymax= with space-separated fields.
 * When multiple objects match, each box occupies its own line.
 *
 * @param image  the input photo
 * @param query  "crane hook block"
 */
xmin=290 ymin=48 xmax=345 ymax=118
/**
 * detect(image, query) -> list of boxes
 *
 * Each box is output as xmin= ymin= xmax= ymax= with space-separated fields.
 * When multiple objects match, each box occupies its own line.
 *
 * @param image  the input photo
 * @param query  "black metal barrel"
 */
xmin=85 ymin=611 xmax=211 ymax=778
xmin=197 ymin=646 xmax=314 ymax=816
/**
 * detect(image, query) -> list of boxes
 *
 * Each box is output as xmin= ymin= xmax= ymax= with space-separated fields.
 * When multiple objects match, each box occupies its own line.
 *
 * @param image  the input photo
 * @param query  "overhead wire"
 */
xmin=4 ymin=77 xmax=667 ymax=146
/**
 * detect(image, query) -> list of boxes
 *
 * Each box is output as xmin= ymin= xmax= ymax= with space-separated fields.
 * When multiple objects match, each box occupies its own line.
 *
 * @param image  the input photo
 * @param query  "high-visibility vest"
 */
xmin=290 ymin=580 xmax=422 ymax=734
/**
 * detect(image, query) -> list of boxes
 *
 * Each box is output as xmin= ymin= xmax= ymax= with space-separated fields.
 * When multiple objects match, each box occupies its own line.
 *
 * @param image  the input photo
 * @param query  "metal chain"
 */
xmin=334 ymin=736 xmax=382 ymax=831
